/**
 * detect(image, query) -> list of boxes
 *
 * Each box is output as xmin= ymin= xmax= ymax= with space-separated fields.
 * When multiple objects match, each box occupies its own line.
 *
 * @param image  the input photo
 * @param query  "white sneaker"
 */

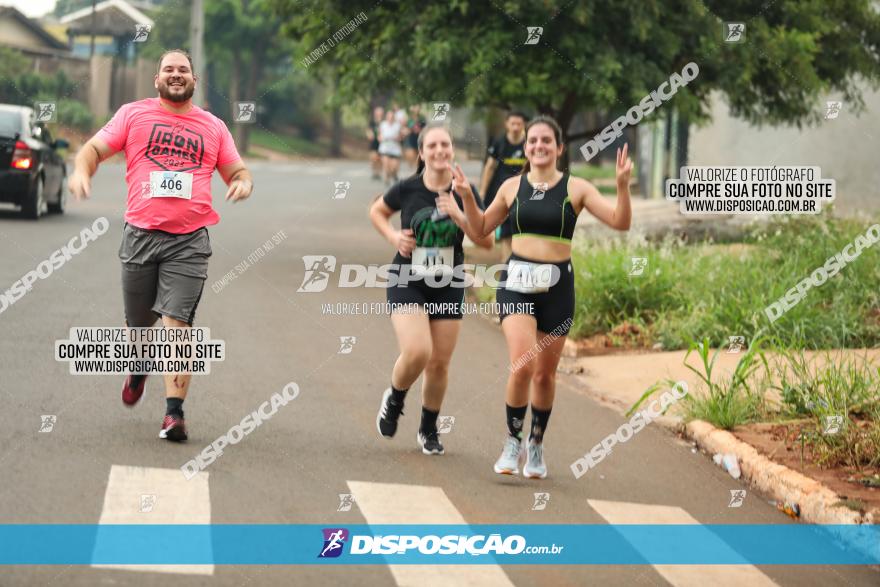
xmin=493 ymin=435 xmax=523 ymax=475
xmin=523 ymin=438 xmax=548 ymax=479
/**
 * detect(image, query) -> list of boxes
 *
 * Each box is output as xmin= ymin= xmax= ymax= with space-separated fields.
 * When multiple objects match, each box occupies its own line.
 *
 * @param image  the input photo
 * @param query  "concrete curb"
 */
xmin=683 ymin=420 xmax=873 ymax=524
xmin=682 ymin=420 xmax=876 ymax=560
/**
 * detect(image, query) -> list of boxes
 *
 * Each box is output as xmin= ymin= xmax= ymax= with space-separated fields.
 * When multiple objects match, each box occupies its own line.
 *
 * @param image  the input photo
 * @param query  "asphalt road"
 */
xmin=0 ymin=160 xmax=875 ymax=586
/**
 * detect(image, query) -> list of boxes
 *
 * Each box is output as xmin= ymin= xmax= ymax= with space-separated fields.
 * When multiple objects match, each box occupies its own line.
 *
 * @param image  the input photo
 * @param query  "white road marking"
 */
xmin=588 ymin=499 xmax=778 ymax=587
xmin=347 ymin=480 xmax=515 ymax=587
xmin=92 ymin=465 xmax=213 ymax=575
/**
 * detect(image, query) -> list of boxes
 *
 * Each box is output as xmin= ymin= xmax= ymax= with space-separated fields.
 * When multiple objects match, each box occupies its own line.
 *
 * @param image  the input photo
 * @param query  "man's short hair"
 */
xmin=157 ymin=49 xmax=194 ymax=74
xmin=506 ymin=111 xmax=529 ymax=123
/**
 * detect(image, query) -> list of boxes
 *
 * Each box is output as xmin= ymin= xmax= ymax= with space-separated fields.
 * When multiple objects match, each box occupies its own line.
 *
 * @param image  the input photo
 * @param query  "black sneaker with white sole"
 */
xmin=376 ymin=387 xmax=404 ymax=438
xmin=417 ymin=430 xmax=445 ymax=455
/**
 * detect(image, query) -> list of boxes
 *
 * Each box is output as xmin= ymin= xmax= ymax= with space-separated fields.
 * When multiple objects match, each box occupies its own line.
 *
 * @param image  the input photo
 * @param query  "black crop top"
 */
xmin=509 ymin=172 xmax=578 ymax=242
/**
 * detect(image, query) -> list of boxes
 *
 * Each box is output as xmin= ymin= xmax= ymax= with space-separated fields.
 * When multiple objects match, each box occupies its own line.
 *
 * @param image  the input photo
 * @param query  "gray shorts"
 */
xmin=119 ymin=223 xmax=212 ymax=326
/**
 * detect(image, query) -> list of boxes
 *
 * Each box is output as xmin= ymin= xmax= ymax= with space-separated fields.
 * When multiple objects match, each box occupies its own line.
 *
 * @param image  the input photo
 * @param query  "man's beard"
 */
xmin=158 ymin=80 xmax=195 ymax=103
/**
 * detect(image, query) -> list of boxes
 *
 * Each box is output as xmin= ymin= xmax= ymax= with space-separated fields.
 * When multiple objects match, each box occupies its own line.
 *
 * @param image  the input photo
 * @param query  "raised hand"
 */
xmin=449 ymin=163 xmax=474 ymax=199
xmin=616 ymin=143 xmax=633 ymax=190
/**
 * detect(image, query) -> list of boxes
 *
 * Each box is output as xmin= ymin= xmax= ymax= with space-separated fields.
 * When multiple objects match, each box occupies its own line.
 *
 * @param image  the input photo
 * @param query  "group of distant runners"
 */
xmin=366 ymin=103 xmax=427 ymax=185
xmin=70 ymin=49 xmax=633 ymax=480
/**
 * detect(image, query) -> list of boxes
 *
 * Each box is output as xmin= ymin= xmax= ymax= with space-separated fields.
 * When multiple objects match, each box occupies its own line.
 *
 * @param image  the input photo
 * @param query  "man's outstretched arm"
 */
xmin=68 ymin=137 xmax=118 ymax=200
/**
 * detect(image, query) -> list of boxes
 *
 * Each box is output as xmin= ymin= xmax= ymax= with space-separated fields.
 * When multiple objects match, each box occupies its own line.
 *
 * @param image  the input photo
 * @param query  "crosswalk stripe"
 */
xmin=92 ymin=465 xmax=213 ymax=576
xmin=347 ymin=480 xmax=515 ymax=587
xmin=588 ymin=499 xmax=778 ymax=587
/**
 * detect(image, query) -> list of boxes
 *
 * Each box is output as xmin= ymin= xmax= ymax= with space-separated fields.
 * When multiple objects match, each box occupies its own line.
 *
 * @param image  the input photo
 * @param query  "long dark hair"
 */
xmin=414 ymin=122 xmax=453 ymax=176
xmin=521 ymin=115 xmax=564 ymax=175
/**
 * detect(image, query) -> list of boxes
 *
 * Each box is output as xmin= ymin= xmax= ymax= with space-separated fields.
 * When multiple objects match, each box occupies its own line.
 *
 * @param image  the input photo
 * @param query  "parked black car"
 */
xmin=0 ymin=104 xmax=69 ymax=219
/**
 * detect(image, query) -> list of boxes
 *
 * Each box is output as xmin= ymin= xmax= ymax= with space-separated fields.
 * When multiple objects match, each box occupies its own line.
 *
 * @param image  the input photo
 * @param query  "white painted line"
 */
xmin=348 ymin=481 xmax=515 ymax=587
xmin=92 ymin=465 xmax=213 ymax=576
xmin=588 ymin=499 xmax=778 ymax=587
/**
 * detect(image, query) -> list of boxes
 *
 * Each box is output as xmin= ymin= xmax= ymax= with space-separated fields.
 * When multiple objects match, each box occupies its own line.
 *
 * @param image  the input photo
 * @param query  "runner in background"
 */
xmin=393 ymin=101 xmax=408 ymax=127
xmin=479 ymin=111 xmax=528 ymax=261
xmin=378 ymin=109 xmax=403 ymax=186
xmin=367 ymin=105 xmax=384 ymax=180
xmin=404 ymin=104 xmax=426 ymax=171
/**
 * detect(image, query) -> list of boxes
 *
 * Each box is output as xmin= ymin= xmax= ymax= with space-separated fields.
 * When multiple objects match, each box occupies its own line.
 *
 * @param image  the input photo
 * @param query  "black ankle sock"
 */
xmin=391 ymin=385 xmax=408 ymax=404
xmin=506 ymin=404 xmax=528 ymax=439
xmin=166 ymin=397 xmax=184 ymax=418
xmin=530 ymin=405 xmax=552 ymax=443
xmin=419 ymin=407 xmax=439 ymax=435
xmin=130 ymin=374 xmax=146 ymax=388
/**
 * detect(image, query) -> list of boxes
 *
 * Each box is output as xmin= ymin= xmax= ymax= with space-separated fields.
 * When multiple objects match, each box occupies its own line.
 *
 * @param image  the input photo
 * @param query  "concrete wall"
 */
xmin=688 ymin=90 xmax=880 ymax=216
xmin=88 ymin=54 xmax=113 ymax=121
xmin=31 ymin=53 xmax=91 ymax=102
xmin=134 ymin=57 xmax=156 ymax=102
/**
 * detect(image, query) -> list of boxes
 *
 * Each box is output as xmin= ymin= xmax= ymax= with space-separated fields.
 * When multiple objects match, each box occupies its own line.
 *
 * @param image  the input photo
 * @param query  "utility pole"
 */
xmin=190 ymin=0 xmax=205 ymax=107
xmin=89 ymin=0 xmax=96 ymax=57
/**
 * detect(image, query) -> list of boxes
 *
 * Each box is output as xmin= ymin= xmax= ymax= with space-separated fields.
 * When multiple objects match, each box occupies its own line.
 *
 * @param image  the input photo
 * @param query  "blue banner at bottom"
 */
xmin=0 ymin=524 xmax=876 ymax=565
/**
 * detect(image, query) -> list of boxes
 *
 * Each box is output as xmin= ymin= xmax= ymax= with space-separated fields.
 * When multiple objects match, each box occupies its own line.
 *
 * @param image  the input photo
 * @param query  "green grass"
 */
xmin=248 ymin=128 xmax=328 ymax=157
xmin=569 ymin=163 xmax=622 ymax=182
xmin=772 ymin=347 xmax=880 ymax=418
xmin=770 ymin=346 xmax=880 ymax=469
xmin=628 ymin=335 xmax=771 ymax=429
xmin=630 ymin=340 xmax=880 ymax=470
xmin=570 ymin=211 xmax=880 ymax=349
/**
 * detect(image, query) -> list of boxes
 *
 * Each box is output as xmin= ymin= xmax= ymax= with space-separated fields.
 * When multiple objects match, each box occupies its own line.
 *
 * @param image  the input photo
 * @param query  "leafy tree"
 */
xmin=272 ymin=0 xmax=880 ymax=156
xmin=140 ymin=0 xmax=294 ymax=152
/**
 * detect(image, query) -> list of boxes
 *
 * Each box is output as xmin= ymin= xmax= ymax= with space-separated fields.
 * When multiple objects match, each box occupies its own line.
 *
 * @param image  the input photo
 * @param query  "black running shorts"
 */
xmin=496 ymin=253 xmax=575 ymax=335
xmin=385 ymin=268 xmax=465 ymax=321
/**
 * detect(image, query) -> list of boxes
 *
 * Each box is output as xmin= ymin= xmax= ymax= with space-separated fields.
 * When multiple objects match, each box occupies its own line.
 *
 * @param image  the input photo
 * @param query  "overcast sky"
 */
xmin=1 ymin=0 xmax=56 ymax=18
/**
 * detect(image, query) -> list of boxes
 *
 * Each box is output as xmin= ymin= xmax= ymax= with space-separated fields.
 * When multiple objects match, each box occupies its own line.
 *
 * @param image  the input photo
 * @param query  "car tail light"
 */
xmin=11 ymin=140 xmax=32 ymax=169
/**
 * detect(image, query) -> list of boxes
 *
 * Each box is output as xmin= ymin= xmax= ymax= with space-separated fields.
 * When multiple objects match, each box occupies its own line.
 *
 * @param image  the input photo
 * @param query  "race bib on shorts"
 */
xmin=505 ymin=259 xmax=554 ymax=293
xmin=411 ymin=246 xmax=454 ymax=278
xmin=149 ymin=171 xmax=193 ymax=199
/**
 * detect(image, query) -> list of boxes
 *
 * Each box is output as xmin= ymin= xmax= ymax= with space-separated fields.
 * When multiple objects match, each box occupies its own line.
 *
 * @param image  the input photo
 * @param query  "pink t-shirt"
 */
xmin=96 ymin=98 xmax=242 ymax=234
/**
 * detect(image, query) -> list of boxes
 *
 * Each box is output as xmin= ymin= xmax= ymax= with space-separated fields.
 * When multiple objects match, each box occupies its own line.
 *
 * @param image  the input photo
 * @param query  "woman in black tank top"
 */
xmin=369 ymin=123 xmax=493 ymax=456
xmin=453 ymin=115 xmax=633 ymax=479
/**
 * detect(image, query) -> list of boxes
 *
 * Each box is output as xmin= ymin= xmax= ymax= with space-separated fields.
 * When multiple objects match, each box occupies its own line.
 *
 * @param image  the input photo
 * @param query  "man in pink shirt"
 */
xmin=69 ymin=49 xmax=253 ymax=443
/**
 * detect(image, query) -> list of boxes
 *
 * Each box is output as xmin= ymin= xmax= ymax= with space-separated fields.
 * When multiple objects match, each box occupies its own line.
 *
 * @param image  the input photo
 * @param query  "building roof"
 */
xmin=60 ymin=0 xmax=154 ymax=36
xmin=0 ymin=6 xmax=69 ymax=51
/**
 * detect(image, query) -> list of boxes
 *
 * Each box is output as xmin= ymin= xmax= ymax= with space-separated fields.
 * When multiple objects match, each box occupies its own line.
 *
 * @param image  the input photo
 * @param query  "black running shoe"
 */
xmin=376 ymin=387 xmax=404 ymax=438
xmin=417 ymin=430 xmax=445 ymax=455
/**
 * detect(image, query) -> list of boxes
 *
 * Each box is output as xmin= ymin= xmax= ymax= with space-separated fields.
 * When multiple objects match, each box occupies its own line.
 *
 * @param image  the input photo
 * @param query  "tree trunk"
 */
xmin=237 ymin=50 xmax=263 ymax=155
xmin=330 ymin=72 xmax=342 ymax=157
xmin=230 ymin=53 xmax=242 ymax=146
xmin=555 ymin=92 xmax=578 ymax=172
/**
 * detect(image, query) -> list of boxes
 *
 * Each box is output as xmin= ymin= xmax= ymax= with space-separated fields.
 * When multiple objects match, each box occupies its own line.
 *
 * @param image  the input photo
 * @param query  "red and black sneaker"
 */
xmin=159 ymin=414 xmax=188 ymax=442
xmin=122 ymin=374 xmax=147 ymax=407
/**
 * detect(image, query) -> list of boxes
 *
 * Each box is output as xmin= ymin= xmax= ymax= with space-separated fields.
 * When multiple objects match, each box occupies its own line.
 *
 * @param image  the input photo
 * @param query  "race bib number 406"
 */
xmin=149 ymin=171 xmax=193 ymax=199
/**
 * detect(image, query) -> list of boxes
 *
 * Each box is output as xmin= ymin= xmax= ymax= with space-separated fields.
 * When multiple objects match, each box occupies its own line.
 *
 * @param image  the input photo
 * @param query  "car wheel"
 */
xmin=48 ymin=173 xmax=66 ymax=214
xmin=22 ymin=175 xmax=45 ymax=220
